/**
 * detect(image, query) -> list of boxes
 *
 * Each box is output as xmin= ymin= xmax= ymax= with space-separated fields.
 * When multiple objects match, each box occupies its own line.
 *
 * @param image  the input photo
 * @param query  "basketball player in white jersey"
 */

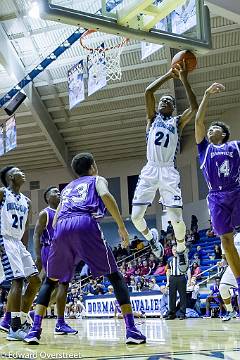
xmin=131 ymin=62 xmax=198 ymax=272
xmin=0 ymin=166 xmax=41 ymax=340
xmin=219 ymin=229 xmax=240 ymax=321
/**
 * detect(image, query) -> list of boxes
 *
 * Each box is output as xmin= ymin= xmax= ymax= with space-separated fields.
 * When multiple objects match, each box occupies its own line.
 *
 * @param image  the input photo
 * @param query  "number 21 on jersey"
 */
xmin=155 ymin=131 xmax=169 ymax=148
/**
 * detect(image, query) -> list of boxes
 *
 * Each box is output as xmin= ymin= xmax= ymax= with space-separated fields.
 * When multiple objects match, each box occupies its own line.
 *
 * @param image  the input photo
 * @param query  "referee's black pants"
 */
xmin=169 ymin=275 xmax=187 ymax=316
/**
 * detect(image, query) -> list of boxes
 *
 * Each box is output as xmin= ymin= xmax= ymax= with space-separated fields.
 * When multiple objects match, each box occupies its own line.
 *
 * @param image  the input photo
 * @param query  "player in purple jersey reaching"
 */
xmin=33 ymin=186 xmax=77 ymax=335
xmin=195 ymin=82 xmax=240 ymax=301
xmin=25 ymin=153 xmax=146 ymax=345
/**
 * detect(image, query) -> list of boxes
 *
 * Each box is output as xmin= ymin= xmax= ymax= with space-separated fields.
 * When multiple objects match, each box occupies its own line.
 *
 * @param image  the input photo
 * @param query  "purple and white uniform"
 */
xmin=198 ymin=138 xmax=240 ymax=235
xmin=40 ymin=207 xmax=56 ymax=271
xmin=47 ymin=176 xmax=118 ymax=283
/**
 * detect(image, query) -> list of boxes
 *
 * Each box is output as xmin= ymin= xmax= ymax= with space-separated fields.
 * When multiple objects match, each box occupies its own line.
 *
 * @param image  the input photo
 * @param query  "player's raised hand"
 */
xmin=171 ymin=60 xmax=188 ymax=82
xmin=118 ymin=226 xmax=129 ymax=248
xmin=205 ymin=83 xmax=225 ymax=95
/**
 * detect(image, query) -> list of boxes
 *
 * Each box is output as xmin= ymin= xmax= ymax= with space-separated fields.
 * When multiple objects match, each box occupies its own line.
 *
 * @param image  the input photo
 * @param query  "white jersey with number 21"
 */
xmin=147 ymin=113 xmax=180 ymax=164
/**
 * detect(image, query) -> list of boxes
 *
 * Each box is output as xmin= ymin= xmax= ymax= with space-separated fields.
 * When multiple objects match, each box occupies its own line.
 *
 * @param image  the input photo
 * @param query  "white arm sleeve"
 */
xmin=95 ymin=176 xmax=109 ymax=197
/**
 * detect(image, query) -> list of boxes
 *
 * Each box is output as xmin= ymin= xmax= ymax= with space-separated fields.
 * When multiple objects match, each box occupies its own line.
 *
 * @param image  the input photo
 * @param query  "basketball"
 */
xmin=171 ymin=50 xmax=197 ymax=72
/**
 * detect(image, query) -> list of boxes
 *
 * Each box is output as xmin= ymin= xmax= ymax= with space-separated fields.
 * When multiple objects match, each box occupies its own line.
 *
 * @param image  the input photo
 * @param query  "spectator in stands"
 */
xmin=191 ymin=262 xmax=201 ymax=278
xmin=204 ymin=277 xmax=224 ymax=318
xmin=129 ymin=236 xmax=139 ymax=253
xmin=125 ymin=262 xmax=136 ymax=282
xmin=214 ymin=244 xmax=222 ymax=260
xmin=136 ymin=257 xmax=143 ymax=270
xmin=129 ymin=278 xmax=137 ymax=293
xmin=191 ymin=253 xmax=201 ymax=266
xmin=186 ymin=277 xmax=200 ymax=312
xmin=154 ymin=259 xmax=166 ymax=275
xmin=160 ymin=285 xmax=169 ymax=318
xmin=105 ymin=285 xmax=114 ymax=296
xmin=141 ymin=277 xmax=150 ymax=292
xmin=196 ymin=245 xmax=205 ymax=262
xmin=140 ymin=260 xmax=151 ymax=276
xmin=166 ymin=221 xmax=174 ymax=235
xmin=136 ymin=239 xmax=145 ymax=251
xmin=185 ymin=229 xmax=192 ymax=244
xmin=149 ymin=278 xmax=160 ymax=291
xmin=80 ymin=263 xmax=90 ymax=279
xmin=206 ymin=226 xmax=215 ymax=238
xmin=191 ymin=215 xmax=198 ymax=232
xmin=148 ymin=258 xmax=158 ymax=274
xmin=164 ymin=241 xmax=173 ymax=260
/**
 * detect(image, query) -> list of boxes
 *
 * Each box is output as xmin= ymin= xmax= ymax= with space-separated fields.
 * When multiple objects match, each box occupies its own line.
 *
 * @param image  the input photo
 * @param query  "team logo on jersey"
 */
xmin=174 ymin=195 xmax=181 ymax=201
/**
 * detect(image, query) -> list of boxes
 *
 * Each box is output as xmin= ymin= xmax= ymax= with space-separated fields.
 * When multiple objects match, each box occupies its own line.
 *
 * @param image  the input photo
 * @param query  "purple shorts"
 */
xmin=47 ymin=214 xmax=118 ymax=283
xmin=207 ymin=188 xmax=240 ymax=236
xmin=41 ymin=245 xmax=50 ymax=271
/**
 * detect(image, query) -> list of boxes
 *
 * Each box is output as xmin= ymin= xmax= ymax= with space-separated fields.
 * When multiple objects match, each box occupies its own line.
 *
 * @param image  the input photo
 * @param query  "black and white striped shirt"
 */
xmin=167 ymin=255 xmax=182 ymax=276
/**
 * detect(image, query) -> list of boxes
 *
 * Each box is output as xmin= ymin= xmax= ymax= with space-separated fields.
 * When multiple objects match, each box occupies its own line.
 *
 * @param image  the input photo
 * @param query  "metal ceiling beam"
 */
xmin=0 ymin=25 xmax=73 ymax=174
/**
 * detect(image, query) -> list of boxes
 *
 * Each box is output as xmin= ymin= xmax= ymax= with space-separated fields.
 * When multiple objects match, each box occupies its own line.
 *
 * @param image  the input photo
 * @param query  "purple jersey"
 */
xmin=198 ymin=138 xmax=240 ymax=192
xmin=40 ymin=207 xmax=56 ymax=245
xmin=58 ymin=176 xmax=105 ymax=219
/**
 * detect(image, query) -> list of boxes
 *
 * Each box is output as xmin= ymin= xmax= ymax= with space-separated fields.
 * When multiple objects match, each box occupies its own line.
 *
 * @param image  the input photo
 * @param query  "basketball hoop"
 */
xmin=80 ymin=30 xmax=128 ymax=82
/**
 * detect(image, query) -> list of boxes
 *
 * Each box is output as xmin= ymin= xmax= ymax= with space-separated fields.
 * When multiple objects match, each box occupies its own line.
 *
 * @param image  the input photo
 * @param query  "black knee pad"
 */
xmin=37 ymin=278 xmax=58 ymax=307
xmin=107 ymin=272 xmax=130 ymax=306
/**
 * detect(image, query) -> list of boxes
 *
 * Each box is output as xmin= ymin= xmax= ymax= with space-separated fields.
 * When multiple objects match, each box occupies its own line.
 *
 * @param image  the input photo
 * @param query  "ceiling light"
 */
xmin=29 ymin=2 xmax=40 ymax=18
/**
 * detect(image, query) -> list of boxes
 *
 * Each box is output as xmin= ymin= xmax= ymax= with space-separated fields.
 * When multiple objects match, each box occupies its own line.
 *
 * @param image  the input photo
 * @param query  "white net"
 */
xmin=80 ymin=30 xmax=128 ymax=82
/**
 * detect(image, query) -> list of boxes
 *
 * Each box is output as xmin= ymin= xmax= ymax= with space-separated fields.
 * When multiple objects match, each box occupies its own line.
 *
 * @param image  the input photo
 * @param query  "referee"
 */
xmin=165 ymin=245 xmax=190 ymax=320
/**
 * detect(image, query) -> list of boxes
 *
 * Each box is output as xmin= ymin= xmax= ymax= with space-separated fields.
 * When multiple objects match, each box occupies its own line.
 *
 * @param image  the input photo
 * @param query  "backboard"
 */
xmin=39 ymin=0 xmax=212 ymax=54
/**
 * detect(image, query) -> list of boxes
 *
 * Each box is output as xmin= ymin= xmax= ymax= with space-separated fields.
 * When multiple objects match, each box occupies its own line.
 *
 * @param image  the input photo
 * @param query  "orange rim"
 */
xmin=80 ymin=29 xmax=129 ymax=52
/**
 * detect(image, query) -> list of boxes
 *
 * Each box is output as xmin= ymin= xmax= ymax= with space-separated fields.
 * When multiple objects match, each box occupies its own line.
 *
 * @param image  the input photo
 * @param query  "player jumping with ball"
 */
xmin=131 ymin=61 xmax=198 ymax=272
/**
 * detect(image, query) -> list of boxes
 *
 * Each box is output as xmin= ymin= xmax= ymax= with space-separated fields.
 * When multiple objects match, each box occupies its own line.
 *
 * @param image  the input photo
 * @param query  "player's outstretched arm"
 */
xmin=145 ymin=69 xmax=176 ymax=121
xmin=101 ymin=193 xmax=129 ymax=248
xmin=174 ymin=61 xmax=198 ymax=131
xmin=33 ymin=210 xmax=47 ymax=271
xmin=195 ymin=83 xmax=225 ymax=144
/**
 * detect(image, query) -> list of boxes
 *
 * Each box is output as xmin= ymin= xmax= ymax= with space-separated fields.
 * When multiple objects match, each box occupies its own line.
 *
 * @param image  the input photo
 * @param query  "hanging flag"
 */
xmin=88 ymin=44 xmax=107 ymax=96
xmin=68 ymin=60 xmax=85 ymax=110
xmin=0 ymin=124 xmax=4 ymax=156
xmin=5 ymin=115 xmax=17 ymax=153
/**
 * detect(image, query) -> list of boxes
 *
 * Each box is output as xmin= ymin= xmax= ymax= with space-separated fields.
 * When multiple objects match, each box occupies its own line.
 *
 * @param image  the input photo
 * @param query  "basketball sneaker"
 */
xmin=222 ymin=311 xmax=237 ymax=322
xmin=54 ymin=322 xmax=78 ymax=335
xmin=126 ymin=327 xmax=146 ymax=344
xmin=0 ymin=318 xmax=10 ymax=333
xmin=24 ymin=327 xmax=42 ymax=345
xmin=7 ymin=327 xmax=28 ymax=341
xmin=177 ymin=248 xmax=189 ymax=273
xmin=149 ymin=228 xmax=163 ymax=258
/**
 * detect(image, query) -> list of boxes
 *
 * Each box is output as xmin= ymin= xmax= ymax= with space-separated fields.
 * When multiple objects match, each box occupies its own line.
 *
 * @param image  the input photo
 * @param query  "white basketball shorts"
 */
xmin=0 ymin=235 xmax=38 ymax=282
xmin=220 ymin=266 xmax=237 ymax=288
xmin=132 ymin=162 xmax=182 ymax=208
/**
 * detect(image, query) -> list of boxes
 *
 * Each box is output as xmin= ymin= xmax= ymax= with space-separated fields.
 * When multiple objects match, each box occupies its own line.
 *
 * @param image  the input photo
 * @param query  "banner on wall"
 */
xmin=85 ymin=292 xmax=162 ymax=317
xmin=88 ymin=44 xmax=107 ymax=96
xmin=5 ymin=115 xmax=17 ymax=153
xmin=68 ymin=60 xmax=85 ymax=110
xmin=0 ymin=124 xmax=4 ymax=156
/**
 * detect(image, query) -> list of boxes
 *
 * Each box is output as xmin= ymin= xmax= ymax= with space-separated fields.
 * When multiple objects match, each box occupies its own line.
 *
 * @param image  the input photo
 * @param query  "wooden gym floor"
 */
xmin=0 ymin=318 xmax=240 ymax=359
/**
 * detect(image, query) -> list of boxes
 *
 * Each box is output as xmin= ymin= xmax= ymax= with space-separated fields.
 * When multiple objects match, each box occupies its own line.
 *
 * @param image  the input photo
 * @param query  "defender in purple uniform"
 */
xmin=34 ymin=186 xmax=77 ymax=335
xmin=195 ymin=82 xmax=240 ymax=299
xmin=25 ymin=153 xmax=146 ymax=345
